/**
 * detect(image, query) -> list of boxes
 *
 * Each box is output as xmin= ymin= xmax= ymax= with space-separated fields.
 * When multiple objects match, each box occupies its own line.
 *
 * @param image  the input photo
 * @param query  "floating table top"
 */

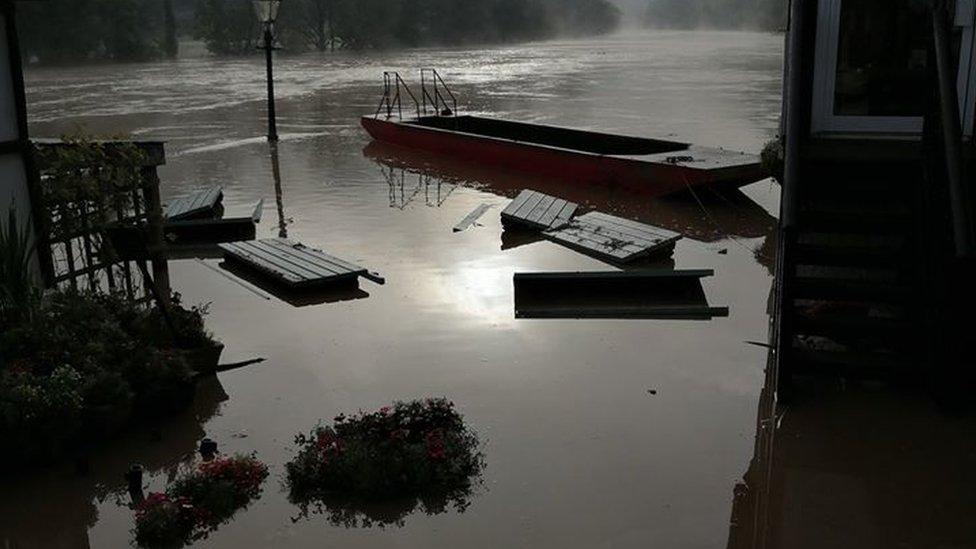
xmin=219 ymin=238 xmax=383 ymax=289
xmin=544 ymin=211 xmax=681 ymax=264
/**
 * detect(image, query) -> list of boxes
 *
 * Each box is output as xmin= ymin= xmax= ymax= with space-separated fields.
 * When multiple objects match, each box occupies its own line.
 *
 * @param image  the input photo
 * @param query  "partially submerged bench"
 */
xmin=219 ymin=238 xmax=385 ymax=289
xmin=501 ymin=189 xmax=682 ymax=264
xmin=514 ymin=270 xmax=728 ymax=320
xmin=165 ymin=186 xmax=224 ymax=221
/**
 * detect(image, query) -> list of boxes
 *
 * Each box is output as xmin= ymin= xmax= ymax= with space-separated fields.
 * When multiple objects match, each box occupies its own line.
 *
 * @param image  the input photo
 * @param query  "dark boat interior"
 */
xmin=409 ymin=115 xmax=691 ymax=156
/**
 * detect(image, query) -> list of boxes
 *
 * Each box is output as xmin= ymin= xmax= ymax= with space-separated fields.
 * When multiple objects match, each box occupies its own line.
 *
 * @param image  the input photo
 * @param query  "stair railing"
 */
xmin=930 ymin=0 xmax=974 ymax=257
xmin=375 ymin=71 xmax=420 ymax=120
xmin=420 ymin=69 xmax=458 ymax=117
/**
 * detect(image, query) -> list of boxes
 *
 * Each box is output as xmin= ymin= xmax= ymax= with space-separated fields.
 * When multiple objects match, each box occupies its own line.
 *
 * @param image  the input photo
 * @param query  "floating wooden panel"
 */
xmin=165 ymin=186 xmax=223 ymax=221
xmin=501 ymin=189 xmax=578 ymax=230
xmin=544 ymin=211 xmax=681 ymax=264
xmin=454 ymin=203 xmax=492 ymax=232
xmin=514 ymin=270 xmax=728 ymax=320
xmin=219 ymin=238 xmax=372 ymax=289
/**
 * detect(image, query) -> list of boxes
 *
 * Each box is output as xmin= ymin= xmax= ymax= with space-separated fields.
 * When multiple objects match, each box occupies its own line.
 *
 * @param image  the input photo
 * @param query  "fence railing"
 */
xmin=31 ymin=139 xmax=171 ymax=303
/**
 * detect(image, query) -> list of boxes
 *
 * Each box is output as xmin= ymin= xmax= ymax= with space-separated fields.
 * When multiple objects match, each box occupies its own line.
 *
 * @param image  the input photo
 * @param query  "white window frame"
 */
xmin=811 ymin=0 xmax=976 ymax=136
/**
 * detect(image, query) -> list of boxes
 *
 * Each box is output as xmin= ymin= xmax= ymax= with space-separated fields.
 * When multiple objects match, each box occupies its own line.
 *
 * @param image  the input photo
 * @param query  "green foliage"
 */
xmin=16 ymin=0 xmax=164 ymax=64
xmin=134 ymin=455 xmax=269 ymax=547
xmin=193 ymin=0 xmax=621 ymax=54
xmin=760 ymin=137 xmax=784 ymax=183
xmin=192 ymin=0 xmax=260 ymax=56
xmin=286 ymin=398 xmax=484 ymax=527
xmin=0 ymin=290 xmax=216 ymax=467
xmin=0 ymin=366 xmax=85 ymax=463
xmin=0 ymin=208 xmax=39 ymax=327
xmin=644 ymin=0 xmax=786 ymax=30
xmin=33 ymin=137 xmax=149 ymax=242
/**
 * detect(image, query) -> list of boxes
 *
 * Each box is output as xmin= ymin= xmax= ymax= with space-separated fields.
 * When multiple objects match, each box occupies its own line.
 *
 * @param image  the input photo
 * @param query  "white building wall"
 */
xmin=0 ymin=9 xmax=40 ymax=278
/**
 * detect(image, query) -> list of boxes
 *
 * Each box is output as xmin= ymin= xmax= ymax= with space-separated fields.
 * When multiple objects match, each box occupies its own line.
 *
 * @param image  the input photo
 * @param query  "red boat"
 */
xmin=362 ymin=115 xmax=766 ymax=196
xmin=360 ymin=71 xmax=767 ymax=197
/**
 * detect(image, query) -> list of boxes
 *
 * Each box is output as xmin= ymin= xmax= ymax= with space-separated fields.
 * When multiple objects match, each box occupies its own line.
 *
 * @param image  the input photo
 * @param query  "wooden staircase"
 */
xmin=778 ymin=160 xmax=927 ymax=385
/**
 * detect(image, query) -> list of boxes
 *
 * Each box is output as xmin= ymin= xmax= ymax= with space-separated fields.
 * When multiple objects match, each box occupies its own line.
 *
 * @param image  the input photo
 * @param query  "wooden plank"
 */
xmin=513 ymin=191 xmax=546 ymax=219
xmin=543 ymin=213 xmax=680 ymax=264
xmin=219 ymin=243 xmax=305 ymax=285
xmin=454 ymin=203 xmax=492 ymax=232
xmin=537 ymin=198 xmax=567 ymax=228
xmin=264 ymin=239 xmax=366 ymax=275
xmin=501 ymin=190 xmax=534 ymax=217
xmin=248 ymin=240 xmax=345 ymax=277
xmin=261 ymin=240 xmax=356 ymax=277
xmin=554 ymin=202 xmax=578 ymax=228
xmin=230 ymin=241 xmax=325 ymax=280
xmin=583 ymin=212 xmax=681 ymax=241
xmin=165 ymin=186 xmax=223 ymax=220
xmin=502 ymin=189 xmax=580 ymax=230
xmin=526 ymin=195 xmax=556 ymax=225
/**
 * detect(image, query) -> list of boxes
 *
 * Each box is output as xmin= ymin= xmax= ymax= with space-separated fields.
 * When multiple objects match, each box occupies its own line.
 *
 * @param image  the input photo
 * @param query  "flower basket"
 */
xmin=134 ymin=454 xmax=268 ymax=547
xmin=285 ymin=398 xmax=484 ymax=526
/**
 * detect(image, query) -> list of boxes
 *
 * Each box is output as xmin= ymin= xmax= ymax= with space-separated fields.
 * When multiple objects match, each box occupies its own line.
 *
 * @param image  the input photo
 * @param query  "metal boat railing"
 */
xmin=420 ymin=68 xmax=458 ymax=117
xmin=375 ymin=71 xmax=420 ymax=120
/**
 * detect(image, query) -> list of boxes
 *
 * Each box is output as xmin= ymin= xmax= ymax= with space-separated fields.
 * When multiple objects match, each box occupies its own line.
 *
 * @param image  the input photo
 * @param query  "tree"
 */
xmin=16 ymin=0 xmax=162 ymax=64
xmin=163 ymin=0 xmax=179 ymax=58
xmin=193 ymin=0 xmax=258 ymax=56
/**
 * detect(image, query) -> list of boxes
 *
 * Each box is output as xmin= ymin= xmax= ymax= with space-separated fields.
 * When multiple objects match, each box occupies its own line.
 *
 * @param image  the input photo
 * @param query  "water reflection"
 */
xmin=289 ymin=485 xmax=481 ymax=530
xmin=270 ymin=142 xmax=289 ymax=239
xmin=0 ymin=378 xmax=229 ymax=548
xmin=364 ymin=141 xmax=777 ymax=268
xmin=381 ymin=164 xmax=458 ymax=209
xmin=726 ymin=355 xmax=976 ymax=549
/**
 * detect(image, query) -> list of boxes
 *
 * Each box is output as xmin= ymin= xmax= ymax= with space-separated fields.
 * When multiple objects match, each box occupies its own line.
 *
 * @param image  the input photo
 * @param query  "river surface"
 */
xmin=9 ymin=30 xmax=785 ymax=548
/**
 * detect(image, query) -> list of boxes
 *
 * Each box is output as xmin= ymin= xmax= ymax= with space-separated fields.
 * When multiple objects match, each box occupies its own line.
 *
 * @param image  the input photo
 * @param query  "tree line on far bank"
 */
xmin=16 ymin=0 xmax=621 ymax=65
xmin=643 ymin=0 xmax=786 ymax=31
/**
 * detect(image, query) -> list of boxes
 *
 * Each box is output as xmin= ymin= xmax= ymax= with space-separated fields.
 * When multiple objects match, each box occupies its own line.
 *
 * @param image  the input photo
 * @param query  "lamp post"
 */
xmin=254 ymin=0 xmax=281 ymax=142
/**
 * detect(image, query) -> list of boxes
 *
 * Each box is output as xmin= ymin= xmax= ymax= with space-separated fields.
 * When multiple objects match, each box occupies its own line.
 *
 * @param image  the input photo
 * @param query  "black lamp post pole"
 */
xmin=264 ymin=25 xmax=278 ymax=142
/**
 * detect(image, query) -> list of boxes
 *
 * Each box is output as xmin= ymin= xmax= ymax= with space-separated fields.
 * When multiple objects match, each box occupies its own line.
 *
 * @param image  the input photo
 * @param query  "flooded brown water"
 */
xmin=10 ymin=30 xmax=789 ymax=548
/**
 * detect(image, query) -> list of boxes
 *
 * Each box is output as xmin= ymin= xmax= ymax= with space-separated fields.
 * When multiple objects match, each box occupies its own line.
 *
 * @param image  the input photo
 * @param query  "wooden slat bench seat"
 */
xmin=501 ymin=189 xmax=578 ymax=230
xmin=543 ymin=212 xmax=681 ymax=264
xmin=219 ymin=238 xmax=384 ymax=289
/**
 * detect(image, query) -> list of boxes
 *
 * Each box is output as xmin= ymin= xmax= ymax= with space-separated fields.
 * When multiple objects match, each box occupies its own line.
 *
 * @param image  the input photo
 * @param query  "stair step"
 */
xmin=800 ymin=210 xmax=913 ymax=234
xmin=791 ymin=277 xmax=912 ymax=303
xmin=792 ymin=313 xmax=913 ymax=339
xmin=793 ymin=243 xmax=906 ymax=269
xmin=790 ymin=348 xmax=914 ymax=378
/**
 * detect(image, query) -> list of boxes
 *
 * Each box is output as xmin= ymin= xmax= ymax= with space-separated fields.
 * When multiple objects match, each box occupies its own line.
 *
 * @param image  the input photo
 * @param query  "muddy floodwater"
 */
xmin=7 ymin=31 xmax=787 ymax=548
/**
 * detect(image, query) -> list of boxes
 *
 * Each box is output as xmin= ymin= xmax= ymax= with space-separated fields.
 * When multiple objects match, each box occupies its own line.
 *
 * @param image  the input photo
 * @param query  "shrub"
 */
xmin=760 ymin=138 xmax=784 ymax=183
xmin=0 ymin=207 xmax=40 ymax=328
xmin=285 ymin=398 xmax=484 ymax=526
xmin=134 ymin=455 xmax=269 ymax=547
xmin=0 ymin=366 xmax=85 ymax=463
xmin=0 ymin=289 xmax=215 ymax=467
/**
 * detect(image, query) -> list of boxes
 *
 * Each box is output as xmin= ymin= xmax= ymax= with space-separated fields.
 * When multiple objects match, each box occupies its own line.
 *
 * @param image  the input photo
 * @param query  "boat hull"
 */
xmin=361 ymin=116 xmax=766 ymax=196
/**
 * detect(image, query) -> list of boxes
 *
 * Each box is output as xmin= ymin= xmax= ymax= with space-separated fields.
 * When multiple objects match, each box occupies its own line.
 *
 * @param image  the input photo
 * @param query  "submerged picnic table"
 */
xmin=219 ymin=238 xmax=384 ymax=289
xmin=501 ymin=189 xmax=681 ymax=264
xmin=545 ymin=211 xmax=681 ymax=264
